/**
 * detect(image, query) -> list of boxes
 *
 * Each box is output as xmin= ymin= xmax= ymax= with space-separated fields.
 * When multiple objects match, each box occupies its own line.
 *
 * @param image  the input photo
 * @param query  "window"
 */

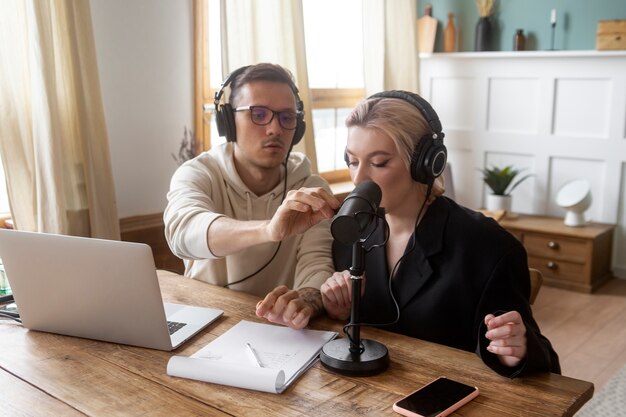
xmin=197 ymin=0 xmax=365 ymax=183
xmin=303 ymin=0 xmax=363 ymax=90
xmin=303 ymin=0 xmax=364 ymax=180
xmin=206 ymin=0 xmax=225 ymax=149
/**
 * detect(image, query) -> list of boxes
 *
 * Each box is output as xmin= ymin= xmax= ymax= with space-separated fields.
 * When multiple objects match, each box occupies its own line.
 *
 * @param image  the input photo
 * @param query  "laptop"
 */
xmin=0 ymin=229 xmax=223 ymax=351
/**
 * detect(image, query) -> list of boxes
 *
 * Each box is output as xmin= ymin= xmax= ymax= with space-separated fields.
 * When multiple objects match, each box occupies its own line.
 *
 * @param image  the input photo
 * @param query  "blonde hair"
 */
xmin=345 ymin=96 xmax=445 ymax=198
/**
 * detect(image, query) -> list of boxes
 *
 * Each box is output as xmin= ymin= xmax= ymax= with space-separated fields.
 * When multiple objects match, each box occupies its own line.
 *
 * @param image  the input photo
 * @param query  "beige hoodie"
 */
xmin=164 ymin=143 xmax=334 ymax=298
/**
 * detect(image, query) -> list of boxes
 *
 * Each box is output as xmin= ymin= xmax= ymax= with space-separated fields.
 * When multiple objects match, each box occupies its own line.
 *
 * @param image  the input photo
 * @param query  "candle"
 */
xmin=551 ymin=9 xmax=556 ymax=25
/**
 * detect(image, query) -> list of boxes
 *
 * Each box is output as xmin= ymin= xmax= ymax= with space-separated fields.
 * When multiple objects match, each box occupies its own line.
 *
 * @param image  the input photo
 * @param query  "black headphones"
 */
xmin=213 ymin=65 xmax=306 ymax=145
xmin=345 ymin=90 xmax=447 ymax=185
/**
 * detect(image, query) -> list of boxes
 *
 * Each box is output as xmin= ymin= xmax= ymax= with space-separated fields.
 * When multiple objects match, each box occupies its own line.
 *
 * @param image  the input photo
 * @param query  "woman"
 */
xmin=321 ymin=91 xmax=560 ymax=377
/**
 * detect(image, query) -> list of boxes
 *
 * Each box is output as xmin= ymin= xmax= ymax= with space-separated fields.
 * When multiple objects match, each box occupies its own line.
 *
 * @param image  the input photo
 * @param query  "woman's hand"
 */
xmin=484 ymin=311 xmax=527 ymax=367
xmin=320 ymin=270 xmax=360 ymax=320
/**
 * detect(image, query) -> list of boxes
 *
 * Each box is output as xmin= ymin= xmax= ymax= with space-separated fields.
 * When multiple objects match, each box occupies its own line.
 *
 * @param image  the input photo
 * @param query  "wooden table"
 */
xmin=0 ymin=270 xmax=593 ymax=416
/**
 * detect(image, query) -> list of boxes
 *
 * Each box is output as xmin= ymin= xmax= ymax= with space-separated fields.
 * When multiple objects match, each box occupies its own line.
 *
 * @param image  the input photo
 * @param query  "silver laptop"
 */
xmin=0 ymin=229 xmax=223 ymax=350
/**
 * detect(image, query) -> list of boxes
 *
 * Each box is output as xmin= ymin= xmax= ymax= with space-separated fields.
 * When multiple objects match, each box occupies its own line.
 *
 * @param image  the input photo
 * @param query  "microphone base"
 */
xmin=319 ymin=338 xmax=389 ymax=376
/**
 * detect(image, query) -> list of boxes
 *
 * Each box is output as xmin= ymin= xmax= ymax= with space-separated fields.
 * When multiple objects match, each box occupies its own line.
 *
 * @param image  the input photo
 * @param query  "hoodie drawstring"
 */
xmin=245 ymin=191 xmax=253 ymax=220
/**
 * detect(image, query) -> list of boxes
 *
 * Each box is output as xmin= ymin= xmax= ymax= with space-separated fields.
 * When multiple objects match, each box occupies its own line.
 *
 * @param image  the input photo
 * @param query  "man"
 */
xmin=164 ymin=63 xmax=338 ymax=330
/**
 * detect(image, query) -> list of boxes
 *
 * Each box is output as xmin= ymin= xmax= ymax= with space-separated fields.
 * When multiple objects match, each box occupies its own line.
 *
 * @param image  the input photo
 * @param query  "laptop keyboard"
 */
xmin=167 ymin=320 xmax=187 ymax=335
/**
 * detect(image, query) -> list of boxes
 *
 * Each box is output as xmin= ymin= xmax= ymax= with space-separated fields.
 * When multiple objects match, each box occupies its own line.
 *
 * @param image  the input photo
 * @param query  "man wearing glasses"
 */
xmin=165 ymin=63 xmax=339 ymax=330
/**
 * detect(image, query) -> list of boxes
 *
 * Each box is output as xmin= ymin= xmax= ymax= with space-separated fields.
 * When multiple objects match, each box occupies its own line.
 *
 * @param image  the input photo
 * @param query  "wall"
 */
xmin=425 ymin=0 xmax=626 ymax=52
xmin=88 ymin=3 xmax=625 ymax=278
xmin=419 ymin=51 xmax=626 ymax=278
xmin=90 ymin=0 xmax=194 ymax=218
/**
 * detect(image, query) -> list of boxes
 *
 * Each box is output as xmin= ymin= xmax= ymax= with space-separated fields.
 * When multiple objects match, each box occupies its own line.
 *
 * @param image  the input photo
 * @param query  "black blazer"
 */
xmin=333 ymin=196 xmax=561 ymax=377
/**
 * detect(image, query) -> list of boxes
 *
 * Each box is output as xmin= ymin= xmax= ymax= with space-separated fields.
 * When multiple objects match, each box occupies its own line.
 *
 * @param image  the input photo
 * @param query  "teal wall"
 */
xmin=424 ymin=0 xmax=626 ymax=52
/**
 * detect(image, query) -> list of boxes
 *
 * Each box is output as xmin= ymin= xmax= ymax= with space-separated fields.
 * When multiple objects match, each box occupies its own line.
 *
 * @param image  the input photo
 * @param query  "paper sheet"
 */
xmin=166 ymin=320 xmax=337 ymax=393
xmin=167 ymin=357 xmax=285 ymax=393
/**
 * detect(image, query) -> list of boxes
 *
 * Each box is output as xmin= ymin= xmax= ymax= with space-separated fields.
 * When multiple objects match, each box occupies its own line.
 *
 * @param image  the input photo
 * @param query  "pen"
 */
xmin=245 ymin=342 xmax=263 ymax=368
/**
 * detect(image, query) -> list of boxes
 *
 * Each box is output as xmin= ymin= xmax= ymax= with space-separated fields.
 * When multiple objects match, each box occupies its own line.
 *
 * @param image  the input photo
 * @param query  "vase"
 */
xmin=475 ymin=16 xmax=492 ymax=51
xmin=486 ymin=194 xmax=512 ymax=212
xmin=444 ymin=13 xmax=457 ymax=52
xmin=514 ymin=29 xmax=526 ymax=51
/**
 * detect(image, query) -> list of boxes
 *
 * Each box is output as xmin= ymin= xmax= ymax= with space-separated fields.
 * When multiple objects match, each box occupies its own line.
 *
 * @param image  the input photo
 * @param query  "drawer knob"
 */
xmin=547 ymin=261 xmax=558 ymax=270
xmin=547 ymin=241 xmax=559 ymax=249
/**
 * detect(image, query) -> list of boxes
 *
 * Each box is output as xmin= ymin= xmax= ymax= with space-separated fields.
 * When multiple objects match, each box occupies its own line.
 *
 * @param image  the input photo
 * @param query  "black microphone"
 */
xmin=321 ymin=179 xmax=390 ymax=376
xmin=331 ymin=180 xmax=382 ymax=245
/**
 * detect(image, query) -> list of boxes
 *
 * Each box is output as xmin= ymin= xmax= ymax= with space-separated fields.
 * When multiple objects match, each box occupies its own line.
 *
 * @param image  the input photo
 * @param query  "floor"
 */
xmin=532 ymin=277 xmax=626 ymax=390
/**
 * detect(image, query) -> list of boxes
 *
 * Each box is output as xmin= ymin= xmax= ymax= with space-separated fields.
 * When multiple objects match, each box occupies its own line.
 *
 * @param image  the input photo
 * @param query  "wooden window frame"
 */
xmin=194 ymin=0 xmax=211 ymax=154
xmin=311 ymin=88 xmax=363 ymax=184
xmin=311 ymin=88 xmax=364 ymax=109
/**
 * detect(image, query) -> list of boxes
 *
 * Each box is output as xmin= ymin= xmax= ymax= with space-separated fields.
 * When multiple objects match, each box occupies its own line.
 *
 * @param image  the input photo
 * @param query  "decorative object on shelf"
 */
xmin=513 ymin=29 xmax=526 ymax=51
xmin=417 ymin=4 xmax=438 ymax=53
xmin=555 ymin=179 xmax=592 ymax=227
xmin=550 ymin=9 xmax=557 ymax=50
xmin=474 ymin=0 xmax=494 ymax=51
xmin=444 ymin=12 xmax=457 ymax=52
xmin=596 ymin=20 xmax=626 ymax=51
xmin=479 ymin=165 xmax=532 ymax=212
xmin=485 ymin=194 xmax=512 ymax=212
xmin=172 ymin=126 xmax=198 ymax=166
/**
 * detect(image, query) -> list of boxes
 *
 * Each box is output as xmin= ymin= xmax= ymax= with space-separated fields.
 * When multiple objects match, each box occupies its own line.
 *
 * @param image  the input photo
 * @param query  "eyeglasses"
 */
xmin=234 ymin=106 xmax=300 ymax=130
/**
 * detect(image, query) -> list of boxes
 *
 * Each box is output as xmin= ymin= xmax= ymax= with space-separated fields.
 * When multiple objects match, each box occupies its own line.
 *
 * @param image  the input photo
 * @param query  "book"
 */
xmin=166 ymin=320 xmax=337 ymax=394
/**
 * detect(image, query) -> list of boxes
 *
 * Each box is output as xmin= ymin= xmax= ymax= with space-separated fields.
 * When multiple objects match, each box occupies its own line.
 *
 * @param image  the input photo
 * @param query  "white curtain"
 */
xmin=0 ymin=0 xmax=120 ymax=239
xmin=220 ymin=0 xmax=318 ymax=172
xmin=362 ymin=0 xmax=419 ymax=96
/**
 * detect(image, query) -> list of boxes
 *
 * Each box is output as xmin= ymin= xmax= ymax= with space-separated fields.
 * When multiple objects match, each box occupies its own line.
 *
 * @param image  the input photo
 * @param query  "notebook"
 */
xmin=0 ymin=229 xmax=223 ymax=351
xmin=167 ymin=320 xmax=337 ymax=393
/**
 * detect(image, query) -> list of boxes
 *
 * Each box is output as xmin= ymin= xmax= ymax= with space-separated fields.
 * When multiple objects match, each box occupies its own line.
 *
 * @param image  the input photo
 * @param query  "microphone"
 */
xmin=331 ymin=180 xmax=382 ymax=245
xmin=321 ymin=179 xmax=390 ymax=376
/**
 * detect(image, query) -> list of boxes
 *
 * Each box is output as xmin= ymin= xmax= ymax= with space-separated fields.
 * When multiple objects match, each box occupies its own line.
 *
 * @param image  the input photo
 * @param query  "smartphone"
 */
xmin=392 ymin=376 xmax=479 ymax=417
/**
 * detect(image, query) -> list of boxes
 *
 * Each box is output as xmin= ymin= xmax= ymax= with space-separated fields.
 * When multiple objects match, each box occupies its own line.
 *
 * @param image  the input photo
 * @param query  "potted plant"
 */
xmin=479 ymin=165 xmax=532 ymax=212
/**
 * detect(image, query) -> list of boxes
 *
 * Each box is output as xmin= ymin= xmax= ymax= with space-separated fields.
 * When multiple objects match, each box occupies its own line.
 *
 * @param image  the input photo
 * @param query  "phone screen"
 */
xmin=394 ymin=377 xmax=478 ymax=416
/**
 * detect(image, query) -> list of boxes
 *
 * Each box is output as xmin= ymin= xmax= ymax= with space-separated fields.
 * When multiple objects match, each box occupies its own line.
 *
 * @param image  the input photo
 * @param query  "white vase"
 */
xmin=486 ymin=194 xmax=512 ymax=212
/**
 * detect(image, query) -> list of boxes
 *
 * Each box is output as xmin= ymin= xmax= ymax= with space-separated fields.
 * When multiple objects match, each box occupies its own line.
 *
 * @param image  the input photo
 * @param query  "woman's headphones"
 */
xmin=213 ymin=65 xmax=306 ymax=145
xmin=345 ymin=90 xmax=447 ymax=185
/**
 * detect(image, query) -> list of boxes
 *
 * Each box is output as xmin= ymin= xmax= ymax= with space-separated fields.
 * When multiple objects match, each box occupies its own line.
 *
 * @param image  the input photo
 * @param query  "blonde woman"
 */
xmin=321 ymin=91 xmax=560 ymax=377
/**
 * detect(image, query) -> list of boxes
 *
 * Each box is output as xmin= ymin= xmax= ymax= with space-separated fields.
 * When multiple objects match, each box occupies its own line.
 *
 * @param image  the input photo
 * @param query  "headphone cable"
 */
xmin=342 ymin=183 xmax=434 ymax=344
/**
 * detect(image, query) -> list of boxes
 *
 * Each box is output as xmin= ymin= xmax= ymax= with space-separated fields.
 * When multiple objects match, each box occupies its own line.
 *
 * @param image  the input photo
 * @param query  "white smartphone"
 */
xmin=392 ymin=376 xmax=479 ymax=417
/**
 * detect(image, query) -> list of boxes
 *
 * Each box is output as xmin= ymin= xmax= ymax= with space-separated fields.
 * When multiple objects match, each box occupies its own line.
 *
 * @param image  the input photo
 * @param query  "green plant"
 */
xmin=479 ymin=165 xmax=532 ymax=196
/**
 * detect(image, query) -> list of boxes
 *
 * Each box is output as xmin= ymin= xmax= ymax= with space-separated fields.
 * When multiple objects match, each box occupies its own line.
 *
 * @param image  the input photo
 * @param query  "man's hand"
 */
xmin=266 ymin=187 xmax=340 ymax=241
xmin=484 ymin=311 xmax=527 ymax=367
xmin=207 ymin=187 xmax=339 ymax=257
xmin=256 ymin=286 xmax=323 ymax=330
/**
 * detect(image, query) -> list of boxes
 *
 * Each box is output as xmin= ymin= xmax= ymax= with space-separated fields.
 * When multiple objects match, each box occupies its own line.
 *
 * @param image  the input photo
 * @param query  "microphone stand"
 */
xmin=319 ymin=241 xmax=389 ymax=376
